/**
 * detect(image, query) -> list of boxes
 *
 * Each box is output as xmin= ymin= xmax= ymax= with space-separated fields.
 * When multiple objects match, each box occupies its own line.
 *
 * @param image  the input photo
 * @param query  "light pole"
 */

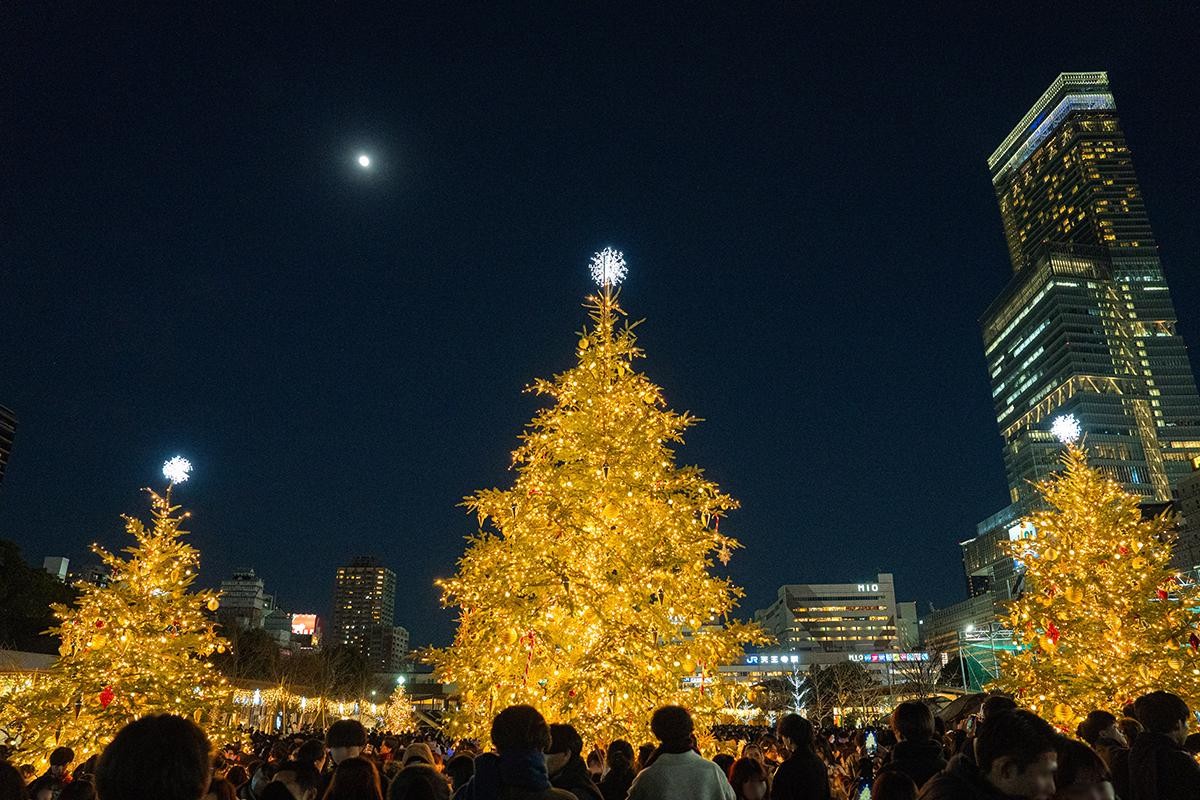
xmin=959 ymin=628 xmax=970 ymax=692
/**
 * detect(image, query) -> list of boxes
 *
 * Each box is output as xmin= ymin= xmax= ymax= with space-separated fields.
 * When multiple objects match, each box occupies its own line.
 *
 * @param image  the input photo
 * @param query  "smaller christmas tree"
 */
xmin=4 ymin=459 xmax=233 ymax=760
xmin=382 ymin=681 xmax=417 ymax=733
xmin=993 ymin=435 xmax=1200 ymax=727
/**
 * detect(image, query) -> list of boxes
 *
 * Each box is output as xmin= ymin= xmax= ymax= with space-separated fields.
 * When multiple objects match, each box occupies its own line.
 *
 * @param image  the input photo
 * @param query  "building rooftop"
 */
xmin=987 ymin=71 xmax=1114 ymax=184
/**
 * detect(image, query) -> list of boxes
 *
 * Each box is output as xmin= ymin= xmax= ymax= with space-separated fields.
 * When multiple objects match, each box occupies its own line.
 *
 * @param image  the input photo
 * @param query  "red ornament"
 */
xmin=568 ymin=689 xmax=576 ymax=697
xmin=1046 ymin=621 xmax=1060 ymax=645
xmin=95 ymin=620 xmax=105 ymax=629
xmin=99 ymin=685 xmax=115 ymax=709
xmin=1117 ymin=545 xmax=1130 ymax=556
xmin=1158 ymin=589 xmax=1169 ymax=601
xmin=1190 ymin=633 xmax=1199 ymax=652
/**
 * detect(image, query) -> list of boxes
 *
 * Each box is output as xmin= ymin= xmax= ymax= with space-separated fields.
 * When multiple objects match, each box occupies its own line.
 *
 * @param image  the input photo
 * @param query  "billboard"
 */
xmin=291 ymin=613 xmax=318 ymax=636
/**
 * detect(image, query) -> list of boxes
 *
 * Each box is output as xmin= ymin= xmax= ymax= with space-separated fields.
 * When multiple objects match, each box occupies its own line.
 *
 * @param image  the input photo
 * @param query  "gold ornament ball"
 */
xmin=602 ymin=503 xmax=620 ymax=524
xmin=1054 ymin=703 xmax=1073 ymax=722
xmin=207 ymin=597 xmax=220 ymax=612
xmin=502 ymin=629 xmax=519 ymax=646
xmin=1064 ymin=586 xmax=1084 ymax=604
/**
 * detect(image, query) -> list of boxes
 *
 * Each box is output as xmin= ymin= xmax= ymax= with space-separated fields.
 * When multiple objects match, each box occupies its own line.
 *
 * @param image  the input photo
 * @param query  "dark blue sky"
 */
xmin=3 ymin=5 xmax=1199 ymax=646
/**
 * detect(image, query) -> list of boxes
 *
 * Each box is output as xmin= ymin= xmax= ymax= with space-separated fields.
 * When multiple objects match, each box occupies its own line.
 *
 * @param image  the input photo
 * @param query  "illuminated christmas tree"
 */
xmin=383 ymin=681 xmax=417 ymax=733
xmin=3 ymin=458 xmax=233 ymax=760
xmin=993 ymin=427 xmax=1200 ymax=728
xmin=432 ymin=249 xmax=766 ymax=743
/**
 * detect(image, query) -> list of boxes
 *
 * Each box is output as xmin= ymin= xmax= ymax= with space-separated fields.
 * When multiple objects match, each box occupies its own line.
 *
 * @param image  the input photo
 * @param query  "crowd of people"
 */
xmin=2 ymin=689 xmax=1199 ymax=800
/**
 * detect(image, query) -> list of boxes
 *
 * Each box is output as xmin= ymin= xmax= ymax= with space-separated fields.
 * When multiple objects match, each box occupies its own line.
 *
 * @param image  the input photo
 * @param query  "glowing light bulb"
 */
xmin=357 ymin=154 xmax=371 ymax=168
xmin=589 ymin=247 xmax=627 ymax=287
xmin=162 ymin=456 xmax=192 ymax=484
xmin=1051 ymin=414 xmax=1082 ymax=443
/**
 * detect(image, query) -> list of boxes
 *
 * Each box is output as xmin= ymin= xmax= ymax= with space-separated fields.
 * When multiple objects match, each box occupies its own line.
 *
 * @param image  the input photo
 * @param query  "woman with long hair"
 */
xmin=322 ymin=757 xmax=383 ymax=800
xmin=728 ymin=757 xmax=770 ymax=800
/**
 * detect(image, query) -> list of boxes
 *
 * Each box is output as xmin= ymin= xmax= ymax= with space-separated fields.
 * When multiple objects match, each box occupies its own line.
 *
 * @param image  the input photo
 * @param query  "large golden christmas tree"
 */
xmin=993 ymin=431 xmax=1200 ymax=728
xmin=2 ymin=459 xmax=233 ymax=761
xmin=431 ymin=250 xmax=765 ymax=743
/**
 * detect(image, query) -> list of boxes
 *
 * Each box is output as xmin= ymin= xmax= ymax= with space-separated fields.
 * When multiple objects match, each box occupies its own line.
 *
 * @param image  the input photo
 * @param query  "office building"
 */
xmin=331 ymin=557 xmax=400 ymax=672
xmin=984 ymin=72 xmax=1200 ymax=501
xmin=1170 ymin=456 xmax=1200 ymax=572
xmin=755 ymin=574 xmax=900 ymax=653
xmin=0 ymin=406 xmax=15 ymax=486
xmin=69 ymin=563 xmax=112 ymax=588
xmin=218 ymin=568 xmax=267 ymax=631
xmin=936 ymin=72 xmax=1200 ymax=655
xmin=42 ymin=557 xmax=69 ymax=582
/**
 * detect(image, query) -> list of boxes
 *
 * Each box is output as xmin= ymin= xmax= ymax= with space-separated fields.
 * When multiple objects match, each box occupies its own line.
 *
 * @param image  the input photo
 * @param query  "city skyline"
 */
xmin=3 ymin=7 xmax=1199 ymax=647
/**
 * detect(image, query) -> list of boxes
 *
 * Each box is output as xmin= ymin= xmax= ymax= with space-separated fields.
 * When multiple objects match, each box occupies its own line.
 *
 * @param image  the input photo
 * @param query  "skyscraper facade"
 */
xmin=0 ymin=405 xmax=16 ymax=486
xmin=331 ymin=556 xmax=400 ymax=672
xmin=983 ymin=72 xmax=1200 ymax=501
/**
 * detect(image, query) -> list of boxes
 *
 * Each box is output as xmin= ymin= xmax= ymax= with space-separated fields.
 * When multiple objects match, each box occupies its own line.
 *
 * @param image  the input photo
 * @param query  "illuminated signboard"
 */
xmin=291 ymin=614 xmax=318 ymax=636
xmin=847 ymin=652 xmax=930 ymax=663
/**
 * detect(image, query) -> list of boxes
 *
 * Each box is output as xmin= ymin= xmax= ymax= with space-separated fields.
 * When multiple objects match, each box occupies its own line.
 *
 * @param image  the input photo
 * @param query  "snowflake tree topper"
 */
xmin=1051 ymin=414 xmax=1082 ymax=444
xmin=589 ymin=247 xmax=628 ymax=288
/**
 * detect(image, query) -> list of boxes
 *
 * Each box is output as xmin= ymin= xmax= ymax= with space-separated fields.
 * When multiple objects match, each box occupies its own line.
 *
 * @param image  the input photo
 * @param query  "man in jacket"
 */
xmin=772 ymin=714 xmax=830 ymax=800
xmin=545 ymin=725 xmax=602 ymax=800
xmin=1129 ymin=691 xmax=1200 ymax=800
xmin=919 ymin=709 xmax=1057 ymax=800
xmin=877 ymin=701 xmax=947 ymax=790
xmin=1076 ymin=709 xmax=1130 ymax=800
xmin=454 ymin=705 xmax=575 ymax=800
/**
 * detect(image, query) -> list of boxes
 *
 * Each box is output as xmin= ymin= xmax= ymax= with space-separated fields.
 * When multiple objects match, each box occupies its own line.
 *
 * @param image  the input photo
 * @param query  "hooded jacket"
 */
xmin=549 ymin=755 xmax=603 ymax=800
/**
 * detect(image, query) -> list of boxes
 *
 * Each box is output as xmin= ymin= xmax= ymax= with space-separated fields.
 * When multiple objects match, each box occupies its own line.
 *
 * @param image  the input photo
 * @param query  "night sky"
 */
xmin=4 ymin=6 xmax=1199 ymax=647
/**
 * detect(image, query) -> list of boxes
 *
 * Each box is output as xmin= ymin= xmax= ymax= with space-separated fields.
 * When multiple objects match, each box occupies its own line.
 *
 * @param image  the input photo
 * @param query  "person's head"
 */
xmin=872 ymin=771 xmax=918 ymax=800
xmin=271 ymin=760 xmax=322 ymax=800
xmin=490 ymin=705 xmax=551 ymax=754
xmin=1133 ymin=691 xmax=1190 ymax=745
xmin=649 ymin=706 xmax=694 ymax=751
xmin=49 ymin=747 xmax=75 ymax=778
xmin=980 ymin=694 xmax=1018 ymax=723
xmin=1115 ymin=717 xmax=1142 ymax=747
xmin=740 ymin=743 xmax=763 ymax=763
xmin=443 ymin=754 xmax=475 ymax=791
xmin=0 ymin=762 xmax=27 ymax=800
xmin=974 ymin=710 xmax=1058 ymax=800
xmin=381 ymin=737 xmax=399 ymax=756
xmin=1053 ymin=737 xmax=1113 ymax=800
xmin=712 ymin=753 xmax=735 ymax=776
xmin=1184 ymin=732 xmax=1200 ymax=756
xmin=636 ymin=743 xmax=655 ymax=771
xmin=225 ymin=766 xmax=248 ymax=789
xmin=400 ymin=743 xmax=434 ymax=768
xmin=606 ymin=739 xmax=634 ymax=771
xmin=268 ymin=743 xmax=291 ymax=764
xmin=325 ymin=757 xmax=381 ymax=800
xmin=585 ymin=748 xmax=604 ymax=778
xmin=326 ymin=720 xmax=368 ymax=765
xmin=18 ymin=765 xmax=36 ymax=781
xmin=892 ymin=701 xmax=935 ymax=743
xmin=545 ymin=724 xmax=584 ymax=774
xmin=777 ymin=714 xmax=815 ymax=754
xmin=728 ymin=757 xmax=768 ymax=800
xmin=95 ymin=714 xmax=213 ymax=800
xmin=293 ymin=739 xmax=326 ymax=773
xmin=1075 ymin=711 xmax=1121 ymax=747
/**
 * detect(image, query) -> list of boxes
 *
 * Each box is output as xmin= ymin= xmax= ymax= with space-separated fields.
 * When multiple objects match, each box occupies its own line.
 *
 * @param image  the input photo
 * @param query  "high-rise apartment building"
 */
xmin=331 ymin=557 xmax=399 ymax=672
xmin=0 ymin=405 xmax=16 ymax=486
xmin=983 ymin=72 xmax=1200 ymax=501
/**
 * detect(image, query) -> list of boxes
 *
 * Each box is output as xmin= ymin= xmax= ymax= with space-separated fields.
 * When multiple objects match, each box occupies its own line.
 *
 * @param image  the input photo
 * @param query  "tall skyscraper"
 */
xmin=217 ymin=568 xmax=267 ymax=631
xmin=930 ymin=73 xmax=1200 ymax=655
xmin=0 ymin=405 xmax=16 ymax=486
xmin=983 ymin=72 xmax=1200 ymax=502
xmin=331 ymin=556 xmax=400 ymax=672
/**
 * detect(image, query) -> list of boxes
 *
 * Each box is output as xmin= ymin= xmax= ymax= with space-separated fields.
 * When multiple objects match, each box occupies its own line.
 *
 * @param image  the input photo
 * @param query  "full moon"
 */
xmin=357 ymin=154 xmax=371 ymax=168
